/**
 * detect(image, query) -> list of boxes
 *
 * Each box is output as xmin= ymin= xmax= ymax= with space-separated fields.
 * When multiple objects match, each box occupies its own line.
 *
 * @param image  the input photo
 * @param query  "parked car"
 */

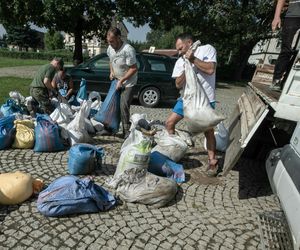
xmin=66 ymin=52 xmax=179 ymax=107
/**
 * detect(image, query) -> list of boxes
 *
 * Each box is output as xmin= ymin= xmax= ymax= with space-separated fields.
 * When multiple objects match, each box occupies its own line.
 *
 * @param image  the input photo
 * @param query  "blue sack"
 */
xmin=148 ymin=151 xmax=185 ymax=183
xmin=37 ymin=176 xmax=116 ymax=217
xmin=0 ymin=115 xmax=15 ymax=150
xmin=0 ymin=99 xmax=23 ymax=117
xmin=34 ymin=114 xmax=64 ymax=152
xmin=94 ymin=80 xmax=120 ymax=133
xmin=68 ymin=143 xmax=104 ymax=175
xmin=71 ymin=78 xmax=88 ymax=106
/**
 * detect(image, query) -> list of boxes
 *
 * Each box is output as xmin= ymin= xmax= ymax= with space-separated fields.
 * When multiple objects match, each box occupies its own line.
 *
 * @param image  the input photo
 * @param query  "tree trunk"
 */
xmin=73 ymin=19 xmax=83 ymax=65
xmin=232 ymin=41 xmax=257 ymax=81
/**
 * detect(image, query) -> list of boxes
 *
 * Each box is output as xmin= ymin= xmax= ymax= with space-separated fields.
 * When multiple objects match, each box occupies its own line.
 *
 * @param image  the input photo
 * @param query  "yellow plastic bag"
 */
xmin=0 ymin=171 xmax=43 ymax=205
xmin=12 ymin=120 xmax=35 ymax=149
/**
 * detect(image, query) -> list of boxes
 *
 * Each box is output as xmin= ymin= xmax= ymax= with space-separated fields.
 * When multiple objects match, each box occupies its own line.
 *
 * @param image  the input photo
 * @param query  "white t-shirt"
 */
xmin=107 ymin=42 xmax=138 ymax=87
xmin=172 ymin=44 xmax=217 ymax=102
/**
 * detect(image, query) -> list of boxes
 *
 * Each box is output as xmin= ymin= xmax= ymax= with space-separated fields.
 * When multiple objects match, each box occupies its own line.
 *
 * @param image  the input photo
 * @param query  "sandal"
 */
xmin=206 ymin=159 xmax=219 ymax=177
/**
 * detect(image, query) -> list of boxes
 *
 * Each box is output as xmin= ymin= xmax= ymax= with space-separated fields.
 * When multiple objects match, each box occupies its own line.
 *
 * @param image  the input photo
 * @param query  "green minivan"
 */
xmin=66 ymin=52 xmax=179 ymax=107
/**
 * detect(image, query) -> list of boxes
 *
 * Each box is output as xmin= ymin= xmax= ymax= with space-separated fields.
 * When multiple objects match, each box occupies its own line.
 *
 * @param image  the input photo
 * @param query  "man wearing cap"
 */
xmin=29 ymin=57 xmax=64 ymax=115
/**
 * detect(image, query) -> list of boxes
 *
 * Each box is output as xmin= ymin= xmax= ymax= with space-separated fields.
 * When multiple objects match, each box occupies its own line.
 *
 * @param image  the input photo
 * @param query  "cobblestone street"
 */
xmin=0 ymin=83 xmax=281 ymax=249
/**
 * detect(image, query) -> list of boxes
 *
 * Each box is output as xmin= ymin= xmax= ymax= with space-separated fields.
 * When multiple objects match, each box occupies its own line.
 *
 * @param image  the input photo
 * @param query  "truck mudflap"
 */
xmin=221 ymin=87 xmax=269 ymax=176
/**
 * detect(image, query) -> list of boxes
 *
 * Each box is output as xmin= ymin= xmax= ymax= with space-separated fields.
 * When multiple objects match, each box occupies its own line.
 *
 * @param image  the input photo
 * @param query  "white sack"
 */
xmin=152 ymin=132 xmax=188 ymax=162
xmin=204 ymin=121 xmax=229 ymax=152
xmin=183 ymin=43 xmax=225 ymax=134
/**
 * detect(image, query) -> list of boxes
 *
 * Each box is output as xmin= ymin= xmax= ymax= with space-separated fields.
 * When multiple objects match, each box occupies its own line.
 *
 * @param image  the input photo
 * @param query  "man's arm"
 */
xmin=272 ymin=0 xmax=286 ymax=32
xmin=185 ymin=49 xmax=216 ymax=75
xmin=175 ymin=73 xmax=186 ymax=89
xmin=109 ymin=63 xmax=115 ymax=80
xmin=44 ymin=77 xmax=54 ymax=90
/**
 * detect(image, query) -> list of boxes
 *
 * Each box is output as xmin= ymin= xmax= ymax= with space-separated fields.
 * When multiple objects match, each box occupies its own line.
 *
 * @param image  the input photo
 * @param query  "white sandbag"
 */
xmin=89 ymin=91 xmax=102 ymax=110
xmin=50 ymin=103 xmax=73 ymax=125
xmin=115 ymin=128 xmax=151 ymax=179
xmin=152 ymin=133 xmax=188 ymax=162
xmin=204 ymin=121 xmax=229 ymax=152
xmin=129 ymin=113 xmax=148 ymax=131
xmin=175 ymin=129 xmax=194 ymax=147
xmin=90 ymin=118 xmax=104 ymax=132
xmin=116 ymin=169 xmax=177 ymax=208
xmin=85 ymin=118 xmax=95 ymax=134
xmin=67 ymin=100 xmax=92 ymax=145
xmin=183 ymin=43 xmax=225 ymax=134
xmin=9 ymin=91 xmax=25 ymax=105
xmin=0 ymin=171 xmax=43 ymax=205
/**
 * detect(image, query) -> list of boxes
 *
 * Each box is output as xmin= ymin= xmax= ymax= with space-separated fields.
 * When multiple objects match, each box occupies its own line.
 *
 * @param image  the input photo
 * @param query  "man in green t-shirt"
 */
xmin=29 ymin=57 xmax=64 ymax=115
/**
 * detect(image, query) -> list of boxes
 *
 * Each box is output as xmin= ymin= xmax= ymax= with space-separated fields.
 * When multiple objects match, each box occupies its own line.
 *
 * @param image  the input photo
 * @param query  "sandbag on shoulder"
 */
xmin=34 ymin=114 xmax=64 ymax=152
xmin=94 ymin=80 xmax=121 ymax=134
xmin=183 ymin=53 xmax=225 ymax=134
xmin=0 ymin=171 xmax=43 ymax=205
xmin=0 ymin=114 xmax=16 ymax=150
xmin=37 ymin=176 xmax=116 ymax=217
xmin=68 ymin=143 xmax=104 ymax=175
xmin=12 ymin=119 xmax=35 ymax=149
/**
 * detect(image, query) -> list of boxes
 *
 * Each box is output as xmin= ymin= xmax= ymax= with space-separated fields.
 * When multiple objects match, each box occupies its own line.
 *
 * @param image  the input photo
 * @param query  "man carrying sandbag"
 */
xmin=107 ymin=27 xmax=138 ymax=139
xmin=166 ymin=33 xmax=218 ymax=177
xmin=29 ymin=57 xmax=64 ymax=116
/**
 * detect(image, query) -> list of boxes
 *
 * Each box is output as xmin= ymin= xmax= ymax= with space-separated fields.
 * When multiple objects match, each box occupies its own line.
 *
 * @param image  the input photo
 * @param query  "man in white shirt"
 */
xmin=107 ymin=27 xmax=138 ymax=138
xmin=166 ymin=33 xmax=218 ymax=177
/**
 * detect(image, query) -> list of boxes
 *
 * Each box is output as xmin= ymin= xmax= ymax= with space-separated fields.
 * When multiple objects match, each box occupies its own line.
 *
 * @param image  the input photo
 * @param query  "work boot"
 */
xmin=269 ymin=79 xmax=282 ymax=92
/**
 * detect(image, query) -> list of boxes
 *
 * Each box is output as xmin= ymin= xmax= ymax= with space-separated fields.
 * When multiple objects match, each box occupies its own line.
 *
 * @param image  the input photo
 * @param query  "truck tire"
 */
xmin=139 ymin=87 xmax=160 ymax=108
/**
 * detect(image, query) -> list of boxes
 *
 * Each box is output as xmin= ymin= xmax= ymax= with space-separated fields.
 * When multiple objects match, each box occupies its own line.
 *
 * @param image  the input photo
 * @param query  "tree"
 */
xmin=5 ymin=24 xmax=41 ymax=51
xmin=0 ymin=0 xmax=116 ymax=64
xmin=117 ymin=0 xmax=275 ymax=80
xmin=44 ymin=31 xmax=64 ymax=50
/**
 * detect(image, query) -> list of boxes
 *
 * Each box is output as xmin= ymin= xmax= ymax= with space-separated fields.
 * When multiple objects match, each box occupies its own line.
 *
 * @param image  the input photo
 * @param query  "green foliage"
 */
xmin=0 ymin=77 xmax=31 ymax=104
xmin=117 ymin=0 xmax=275 ymax=80
xmin=44 ymin=31 xmax=64 ymax=50
xmin=4 ymin=24 xmax=42 ymax=50
xmin=0 ymin=0 xmax=117 ymax=63
xmin=0 ymin=49 xmax=88 ymax=62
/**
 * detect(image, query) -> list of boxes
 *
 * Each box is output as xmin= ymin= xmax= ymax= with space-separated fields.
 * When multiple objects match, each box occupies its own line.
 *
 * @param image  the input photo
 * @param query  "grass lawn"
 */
xmin=0 ymin=77 xmax=32 ymax=104
xmin=0 ymin=57 xmax=49 ymax=68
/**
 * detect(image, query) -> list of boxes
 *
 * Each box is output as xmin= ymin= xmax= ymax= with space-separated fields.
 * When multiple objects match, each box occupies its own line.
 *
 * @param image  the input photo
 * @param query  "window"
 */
xmin=147 ymin=58 xmax=167 ymax=72
xmin=91 ymin=56 xmax=110 ymax=70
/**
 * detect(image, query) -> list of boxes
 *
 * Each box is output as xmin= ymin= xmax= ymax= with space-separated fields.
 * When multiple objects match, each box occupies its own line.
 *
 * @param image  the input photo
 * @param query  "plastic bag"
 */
xmin=0 ymin=171 xmax=43 ymax=205
xmin=34 ymin=114 xmax=64 ymax=152
xmin=183 ymin=42 xmax=225 ymax=134
xmin=148 ymin=151 xmax=185 ymax=183
xmin=12 ymin=119 xmax=35 ymax=149
xmin=37 ymin=176 xmax=116 ymax=217
xmin=0 ymin=115 xmax=15 ymax=150
xmin=94 ymin=80 xmax=121 ymax=133
xmin=88 ymin=91 xmax=102 ymax=118
xmin=67 ymin=100 xmax=92 ymax=145
xmin=204 ymin=121 xmax=229 ymax=152
xmin=68 ymin=143 xmax=104 ymax=175
xmin=0 ymin=99 xmax=23 ymax=117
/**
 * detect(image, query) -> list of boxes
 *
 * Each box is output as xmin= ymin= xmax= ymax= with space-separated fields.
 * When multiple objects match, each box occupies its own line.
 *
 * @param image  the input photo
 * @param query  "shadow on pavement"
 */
xmin=233 ymin=157 xmax=273 ymax=199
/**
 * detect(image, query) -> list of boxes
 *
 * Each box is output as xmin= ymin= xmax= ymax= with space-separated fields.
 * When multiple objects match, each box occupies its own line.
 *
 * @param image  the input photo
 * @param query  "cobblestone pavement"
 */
xmin=0 ymin=83 xmax=281 ymax=249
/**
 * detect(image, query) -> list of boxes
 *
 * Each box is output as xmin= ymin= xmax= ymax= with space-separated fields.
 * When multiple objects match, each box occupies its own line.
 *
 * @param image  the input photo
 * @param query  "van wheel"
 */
xmin=139 ymin=87 xmax=160 ymax=108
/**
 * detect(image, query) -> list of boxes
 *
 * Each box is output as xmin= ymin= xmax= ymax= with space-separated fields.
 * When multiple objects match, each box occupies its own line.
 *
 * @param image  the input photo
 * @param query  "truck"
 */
xmin=222 ymin=31 xmax=300 ymax=250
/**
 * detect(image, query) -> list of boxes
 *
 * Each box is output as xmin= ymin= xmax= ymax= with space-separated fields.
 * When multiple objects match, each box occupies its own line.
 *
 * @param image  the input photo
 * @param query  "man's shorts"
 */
xmin=172 ymin=97 xmax=216 ymax=117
